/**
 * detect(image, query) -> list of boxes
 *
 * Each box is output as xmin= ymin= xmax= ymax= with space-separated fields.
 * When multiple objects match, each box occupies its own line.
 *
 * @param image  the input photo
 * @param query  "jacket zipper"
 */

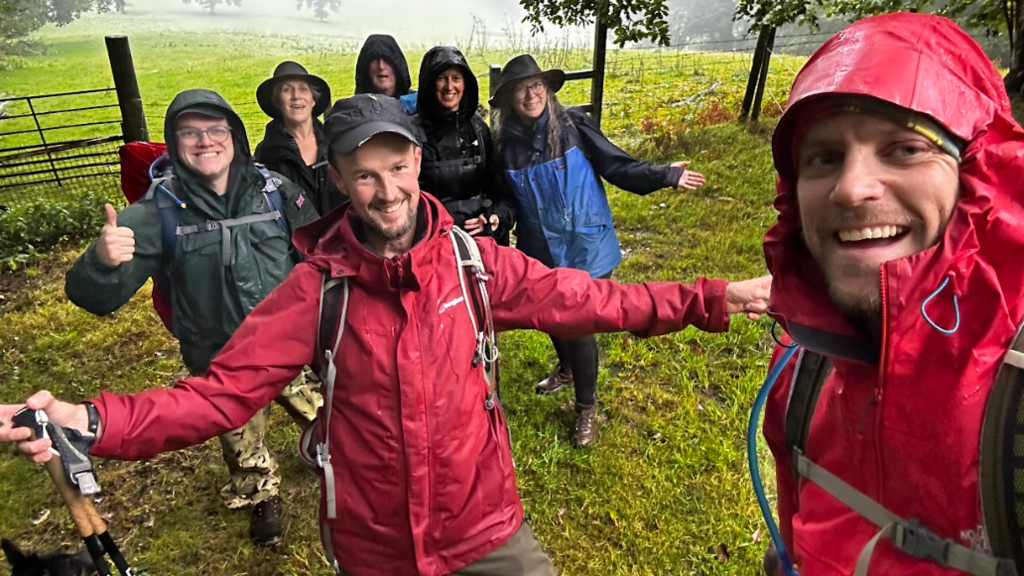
xmin=875 ymin=266 xmax=889 ymax=506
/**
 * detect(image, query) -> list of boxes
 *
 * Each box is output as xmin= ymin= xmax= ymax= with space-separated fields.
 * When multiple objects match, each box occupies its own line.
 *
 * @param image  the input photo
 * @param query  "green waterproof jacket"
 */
xmin=66 ymin=89 xmax=320 ymax=374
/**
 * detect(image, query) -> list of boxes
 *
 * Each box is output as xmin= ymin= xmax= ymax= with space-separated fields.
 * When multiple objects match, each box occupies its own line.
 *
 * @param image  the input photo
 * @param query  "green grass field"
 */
xmin=0 ymin=21 xmax=803 ymax=576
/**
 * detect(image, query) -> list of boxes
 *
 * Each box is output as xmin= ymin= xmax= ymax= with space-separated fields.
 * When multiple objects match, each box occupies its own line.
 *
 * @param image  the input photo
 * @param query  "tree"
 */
xmin=665 ymin=0 xmax=740 ymax=46
xmin=296 ymin=0 xmax=340 ymax=21
xmin=181 ymin=0 xmax=242 ymax=14
xmin=0 ymin=0 xmax=115 ymax=53
xmin=733 ymin=0 xmax=1024 ymax=95
xmin=520 ymin=0 xmax=672 ymax=47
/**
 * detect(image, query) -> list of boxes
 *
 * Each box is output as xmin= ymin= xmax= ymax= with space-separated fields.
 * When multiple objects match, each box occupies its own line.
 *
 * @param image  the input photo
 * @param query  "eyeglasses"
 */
xmin=513 ymin=81 xmax=547 ymax=99
xmin=176 ymin=125 xmax=232 ymax=145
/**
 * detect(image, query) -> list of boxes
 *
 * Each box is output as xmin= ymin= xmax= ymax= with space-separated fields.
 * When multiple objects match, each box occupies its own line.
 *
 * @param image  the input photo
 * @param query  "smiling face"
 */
xmin=796 ymin=111 xmax=960 ymax=318
xmin=329 ymin=133 xmax=422 ymax=254
xmin=174 ymin=112 xmax=234 ymax=189
xmin=277 ymin=79 xmax=314 ymax=125
xmin=369 ymin=58 xmax=396 ymax=96
xmin=510 ymin=75 xmax=547 ymax=121
xmin=435 ymin=66 xmax=465 ymax=112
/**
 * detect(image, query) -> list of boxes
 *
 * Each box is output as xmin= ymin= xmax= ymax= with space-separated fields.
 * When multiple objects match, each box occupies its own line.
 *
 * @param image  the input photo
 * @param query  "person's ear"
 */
xmin=412 ymin=145 xmax=422 ymax=175
xmin=328 ymin=163 xmax=350 ymax=198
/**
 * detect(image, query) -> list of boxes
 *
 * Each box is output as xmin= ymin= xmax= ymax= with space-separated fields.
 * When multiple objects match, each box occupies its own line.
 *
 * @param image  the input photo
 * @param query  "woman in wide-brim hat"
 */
xmin=254 ymin=61 xmax=343 ymax=216
xmin=491 ymin=53 xmax=708 ymax=449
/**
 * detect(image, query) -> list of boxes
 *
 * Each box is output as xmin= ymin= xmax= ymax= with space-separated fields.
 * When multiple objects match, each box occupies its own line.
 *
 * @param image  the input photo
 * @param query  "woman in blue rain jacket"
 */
xmin=490 ymin=54 xmax=707 ymax=447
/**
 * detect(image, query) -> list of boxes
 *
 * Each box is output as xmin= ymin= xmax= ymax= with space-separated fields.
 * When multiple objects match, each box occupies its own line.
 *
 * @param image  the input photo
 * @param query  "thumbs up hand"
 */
xmin=95 ymin=203 xmax=135 ymax=268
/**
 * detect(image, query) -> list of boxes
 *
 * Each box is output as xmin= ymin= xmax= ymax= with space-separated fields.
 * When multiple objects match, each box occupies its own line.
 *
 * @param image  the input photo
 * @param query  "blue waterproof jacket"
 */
xmin=500 ymin=108 xmax=682 ymax=277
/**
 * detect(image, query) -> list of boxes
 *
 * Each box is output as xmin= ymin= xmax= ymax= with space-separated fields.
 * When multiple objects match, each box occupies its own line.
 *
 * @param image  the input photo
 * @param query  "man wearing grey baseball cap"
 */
xmin=2 ymin=93 xmax=771 ymax=575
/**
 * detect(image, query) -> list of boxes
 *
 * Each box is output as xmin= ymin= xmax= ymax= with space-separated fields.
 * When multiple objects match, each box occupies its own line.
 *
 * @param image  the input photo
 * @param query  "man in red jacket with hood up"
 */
xmin=0 ymin=94 xmax=771 ymax=576
xmin=761 ymin=12 xmax=1024 ymax=576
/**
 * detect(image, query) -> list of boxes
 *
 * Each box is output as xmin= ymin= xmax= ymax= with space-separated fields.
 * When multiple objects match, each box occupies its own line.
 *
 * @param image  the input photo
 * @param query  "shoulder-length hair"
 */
xmin=493 ymin=89 xmax=569 ymax=158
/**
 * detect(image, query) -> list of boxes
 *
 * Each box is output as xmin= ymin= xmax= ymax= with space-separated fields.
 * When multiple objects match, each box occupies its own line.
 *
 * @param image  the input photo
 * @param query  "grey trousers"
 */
xmin=337 ymin=522 xmax=556 ymax=576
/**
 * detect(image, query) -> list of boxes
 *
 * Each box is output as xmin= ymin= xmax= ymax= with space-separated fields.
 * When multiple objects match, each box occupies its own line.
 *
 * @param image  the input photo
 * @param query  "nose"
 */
xmin=831 ymin=148 xmax=885 ymax=207
xmin=378 ymin=173 xmax=400 ymax=203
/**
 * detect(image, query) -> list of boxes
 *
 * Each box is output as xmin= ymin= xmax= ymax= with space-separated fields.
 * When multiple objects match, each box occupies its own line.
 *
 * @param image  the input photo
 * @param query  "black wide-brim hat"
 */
xmin=488 ymin=54 xmax=566 ymax=108
xmin=256 ymin=61 xmax=332 ymax=119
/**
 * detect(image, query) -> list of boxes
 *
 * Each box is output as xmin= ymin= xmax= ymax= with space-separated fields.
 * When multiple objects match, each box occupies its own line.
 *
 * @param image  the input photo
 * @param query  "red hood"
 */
xmin=293 ymin=191 xmax=455 ymax=281
xmin=765 ymin=13 xmax=1024 ymax=362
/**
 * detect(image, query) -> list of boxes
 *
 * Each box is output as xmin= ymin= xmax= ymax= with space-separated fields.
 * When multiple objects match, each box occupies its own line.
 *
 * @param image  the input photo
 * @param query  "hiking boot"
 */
xmin=249 ymin=496 xmax=283 ymax=546
xmin=572 ymin=404 xmax=598 ymax=447
xmin=536 ymin=366 xmax=573 ymax=395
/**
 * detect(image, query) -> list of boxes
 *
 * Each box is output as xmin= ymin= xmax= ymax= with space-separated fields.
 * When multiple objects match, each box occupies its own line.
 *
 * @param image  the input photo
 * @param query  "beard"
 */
xmin=365 ymin=201 xmax=417 ymax=241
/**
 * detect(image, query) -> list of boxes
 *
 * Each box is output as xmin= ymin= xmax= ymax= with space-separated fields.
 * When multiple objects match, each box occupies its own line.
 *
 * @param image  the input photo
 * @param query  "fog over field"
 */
xmin=64 ymin=0 xmax=592 ymax=48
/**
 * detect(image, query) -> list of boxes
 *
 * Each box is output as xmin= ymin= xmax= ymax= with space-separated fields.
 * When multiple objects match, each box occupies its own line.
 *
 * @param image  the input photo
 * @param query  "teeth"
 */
xmin=198 ymin=152 xmax=217 ymax=158
xmin=838 ymin=226 xmax=904 ymax=242
xmin=378 ymin=202 xmax=402 ymax=214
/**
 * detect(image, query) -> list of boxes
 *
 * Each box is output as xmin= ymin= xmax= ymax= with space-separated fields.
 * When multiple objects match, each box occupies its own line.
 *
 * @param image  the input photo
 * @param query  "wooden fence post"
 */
xmin=105 ymin=35 xmax=149 ymax=143
xmin=740 ymin=26 xmax=775 ymax=121
xmin=750 ymin=27 xmax=776 ymax=122
xmin=489 ymin=64 xmax=502 ymax=127
xmin=591 ymin=12 xmax=608 ymax=127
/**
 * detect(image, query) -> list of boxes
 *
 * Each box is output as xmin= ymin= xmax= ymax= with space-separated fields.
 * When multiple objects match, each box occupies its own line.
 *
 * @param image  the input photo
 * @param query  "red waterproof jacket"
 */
xmin=89 ymin=192 xmax=730 ymax=576
xmin=762 ymin=13 xmax=1024 ymax=575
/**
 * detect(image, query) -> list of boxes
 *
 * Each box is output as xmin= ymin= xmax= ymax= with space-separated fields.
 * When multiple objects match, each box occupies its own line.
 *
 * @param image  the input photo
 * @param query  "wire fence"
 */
xmin=0 ymin=89 xmax=123 ymax=206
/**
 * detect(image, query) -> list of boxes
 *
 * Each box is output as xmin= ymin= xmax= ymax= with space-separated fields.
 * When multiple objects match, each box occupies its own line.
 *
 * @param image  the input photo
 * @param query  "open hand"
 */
xmin=725 ymin=274 xmax=772 ymax=320
xmin=671 ymin=161 xmax=706 ymax=190
xmin=95 ymin=203 xmax=135 ymax=268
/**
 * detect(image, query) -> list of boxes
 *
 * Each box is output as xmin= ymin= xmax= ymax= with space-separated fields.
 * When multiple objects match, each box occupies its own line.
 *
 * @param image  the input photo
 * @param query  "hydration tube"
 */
xmin=747 ymin=344 xmax=800 ymax=576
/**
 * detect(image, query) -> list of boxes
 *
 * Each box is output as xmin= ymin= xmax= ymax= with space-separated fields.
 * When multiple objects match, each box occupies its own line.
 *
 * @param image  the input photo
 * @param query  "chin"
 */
xmin=827 ymin=284 xmax=882 ymax=321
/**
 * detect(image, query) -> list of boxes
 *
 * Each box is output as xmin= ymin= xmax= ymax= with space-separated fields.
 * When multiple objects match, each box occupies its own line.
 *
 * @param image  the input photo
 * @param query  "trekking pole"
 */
xmin=11 ymin=408 xmax=135 ymax=576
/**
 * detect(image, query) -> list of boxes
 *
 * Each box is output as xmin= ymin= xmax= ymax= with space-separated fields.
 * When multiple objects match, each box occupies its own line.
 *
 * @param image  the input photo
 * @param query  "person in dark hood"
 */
xmin=254 ymin=61 xmax=344 ymax=216
xmin=62 ymin=89 xmax=322 ymax=547
xmin=414 ymin=45 xmax=514 ymax=244
xmin=354 ymin=33 xmax=418 ymax=113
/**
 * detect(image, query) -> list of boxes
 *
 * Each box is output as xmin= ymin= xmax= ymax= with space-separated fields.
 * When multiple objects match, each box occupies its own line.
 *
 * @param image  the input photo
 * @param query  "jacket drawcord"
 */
xmin=921 ymin=275 xmax=961 ymax=335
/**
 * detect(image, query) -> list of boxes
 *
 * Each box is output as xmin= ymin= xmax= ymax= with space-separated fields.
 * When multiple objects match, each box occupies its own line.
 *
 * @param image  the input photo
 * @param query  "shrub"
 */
xmin=0 ymin=190 xmax=121 ymax=271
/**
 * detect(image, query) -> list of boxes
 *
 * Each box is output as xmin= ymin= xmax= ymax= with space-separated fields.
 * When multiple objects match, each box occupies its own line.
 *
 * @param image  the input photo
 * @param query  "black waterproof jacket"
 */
xmin=414 ymin=46 xmax=514 ymax=244
xmin=354 ymin=34 xmax=413 ymax=96
xmin=254 ymin=119 xmax=344 ymax=216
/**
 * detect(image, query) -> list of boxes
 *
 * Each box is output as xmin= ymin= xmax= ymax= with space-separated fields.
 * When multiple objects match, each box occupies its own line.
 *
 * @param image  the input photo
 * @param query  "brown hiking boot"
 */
xmin=249 ymin=496 xmax=283 ymax=546
xmin=536 ymin=366 xmax=572 ymax=395
xmin=572 ymin=404 xmax=598 ymax=447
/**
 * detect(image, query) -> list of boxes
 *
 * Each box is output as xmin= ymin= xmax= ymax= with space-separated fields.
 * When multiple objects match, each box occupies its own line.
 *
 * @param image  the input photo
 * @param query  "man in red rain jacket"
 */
xmin=1 ymin=94 xmax=771 ymax=576
xmin=761 ymin=12 xmax=1024 ymax=576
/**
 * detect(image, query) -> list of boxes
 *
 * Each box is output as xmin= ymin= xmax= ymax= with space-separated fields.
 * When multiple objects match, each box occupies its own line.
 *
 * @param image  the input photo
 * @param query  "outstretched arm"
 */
xmin=481 ymin=240 xmax=769 ymax=339
xmin=571 ymin=109 xmax=682 ymax=196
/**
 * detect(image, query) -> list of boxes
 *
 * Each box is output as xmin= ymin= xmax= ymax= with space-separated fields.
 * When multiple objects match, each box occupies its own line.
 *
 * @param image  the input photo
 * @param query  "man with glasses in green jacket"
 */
xmin=64 ymin=88 xmax=322 ymax=547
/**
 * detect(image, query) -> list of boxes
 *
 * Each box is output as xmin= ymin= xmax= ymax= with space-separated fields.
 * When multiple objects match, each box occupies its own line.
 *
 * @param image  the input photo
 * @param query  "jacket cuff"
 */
xmin=664 ymin=165 xmax=684 ymax=188
xmin=87 ymin=391 xmax=124 ymax=458
xmin=699 ymin=277 xmax=730 ymax=333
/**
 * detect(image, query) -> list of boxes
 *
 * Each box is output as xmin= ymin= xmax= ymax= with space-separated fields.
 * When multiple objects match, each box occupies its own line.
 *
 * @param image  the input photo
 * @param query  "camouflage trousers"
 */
xmin=218 ymin=373 xmax=322 ymax=509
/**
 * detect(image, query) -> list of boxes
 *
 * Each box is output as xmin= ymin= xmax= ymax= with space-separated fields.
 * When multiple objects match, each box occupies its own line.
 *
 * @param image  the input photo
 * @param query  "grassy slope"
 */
xmin=0 ymin=24 xmax=804 ymax=576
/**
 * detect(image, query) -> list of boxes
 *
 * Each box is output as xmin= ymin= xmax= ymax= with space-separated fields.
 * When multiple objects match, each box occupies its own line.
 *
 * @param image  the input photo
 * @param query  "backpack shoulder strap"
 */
xmin=255 ymin=163 xmax=290 ymax=236
xmin=472 ymin=116 xmax=488 ymax=170
xmin=783 ymin=348 xmax=832 ymax=478
xmin=313 ymin=273 xmax=348 ymax=521
xmin=449 ymin=227 xmax=500 ymax=408
xmin=981 ymin=323 xmax=1024 ymax=569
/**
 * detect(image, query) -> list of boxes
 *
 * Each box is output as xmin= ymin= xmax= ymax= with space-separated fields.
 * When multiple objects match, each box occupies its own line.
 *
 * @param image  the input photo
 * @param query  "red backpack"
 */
xmin=118 ymin=141 xmax=174 ymax=332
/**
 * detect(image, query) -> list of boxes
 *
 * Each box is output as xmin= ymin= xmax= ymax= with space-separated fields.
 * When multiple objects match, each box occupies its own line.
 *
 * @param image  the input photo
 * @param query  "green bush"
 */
xmin=0 ymin=190 xmax=120 ymax=271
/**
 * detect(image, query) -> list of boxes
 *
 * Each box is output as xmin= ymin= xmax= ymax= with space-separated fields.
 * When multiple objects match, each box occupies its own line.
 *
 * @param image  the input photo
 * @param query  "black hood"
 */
xmin=416 ymin=45 xmax=478 ymax=121
xmin=354 ymin=34 xmax=413 ymax=96
xmin=163 ymin=88 xmax=259 ymax=219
